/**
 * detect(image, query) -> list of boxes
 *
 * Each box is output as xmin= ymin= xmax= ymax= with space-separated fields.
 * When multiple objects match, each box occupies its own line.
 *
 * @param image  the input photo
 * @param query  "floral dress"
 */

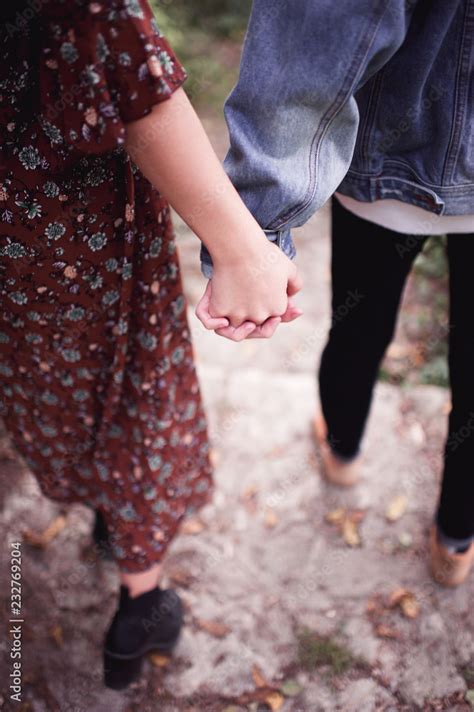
xmin=0 ymin=0 xmax=213 ymax=573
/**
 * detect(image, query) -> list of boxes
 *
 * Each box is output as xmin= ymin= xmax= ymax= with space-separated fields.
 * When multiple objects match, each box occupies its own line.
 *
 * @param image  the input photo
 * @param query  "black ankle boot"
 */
xmin=103 ymin=584 xmax=183 ymax=690
xmin=92 ymin=509 xmax=113 ymax=560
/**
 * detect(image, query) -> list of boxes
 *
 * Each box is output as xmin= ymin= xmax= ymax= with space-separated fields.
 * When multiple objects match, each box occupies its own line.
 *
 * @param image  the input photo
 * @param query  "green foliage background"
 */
xmin=151 ymin=0 xmax=252 ymax=108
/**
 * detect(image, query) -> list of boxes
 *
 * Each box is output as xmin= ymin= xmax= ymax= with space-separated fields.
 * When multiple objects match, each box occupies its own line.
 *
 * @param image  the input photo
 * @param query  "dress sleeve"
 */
xmin=40 ymin=0 xmax=187 ymax=154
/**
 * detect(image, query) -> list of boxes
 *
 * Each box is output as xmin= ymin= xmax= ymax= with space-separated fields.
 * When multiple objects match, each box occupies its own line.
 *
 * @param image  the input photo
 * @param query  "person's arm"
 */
xmin=125 ymin=88 xmax=302 ymax=339
xmin=201 ymin=0 xmax=415 ymax=275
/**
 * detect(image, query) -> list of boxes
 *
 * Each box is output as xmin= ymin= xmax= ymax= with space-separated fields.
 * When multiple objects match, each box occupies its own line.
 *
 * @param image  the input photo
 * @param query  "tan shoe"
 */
xmin=429 ymin=525 xmax=474 ymax=587
xmin=313 ymin=413 xmax=362 ymax=487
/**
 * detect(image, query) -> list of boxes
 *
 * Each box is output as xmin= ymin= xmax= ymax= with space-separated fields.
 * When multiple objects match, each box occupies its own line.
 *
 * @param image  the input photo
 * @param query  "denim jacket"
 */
xmin=201 ymin=0 xmax=474 ymax=277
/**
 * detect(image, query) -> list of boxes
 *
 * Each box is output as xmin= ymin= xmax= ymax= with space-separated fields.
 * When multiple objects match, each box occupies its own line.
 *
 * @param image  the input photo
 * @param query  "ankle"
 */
xmin=120 ymin=564 xmax=162 ymax=598
xmin=435 ymin=523 xmax=472 ymax=554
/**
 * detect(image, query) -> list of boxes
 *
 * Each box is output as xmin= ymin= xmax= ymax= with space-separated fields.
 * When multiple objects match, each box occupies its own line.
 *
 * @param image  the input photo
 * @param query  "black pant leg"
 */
xmin=437 ymin=233 xmax=474 ymax=541
xmin=318 ymin=199 xmax=428 ymax=458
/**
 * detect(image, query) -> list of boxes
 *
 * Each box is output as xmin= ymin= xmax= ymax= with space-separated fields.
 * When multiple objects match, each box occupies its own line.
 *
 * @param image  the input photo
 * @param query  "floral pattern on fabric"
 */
xmin=0 ymin=0 xmax=212 ymax=573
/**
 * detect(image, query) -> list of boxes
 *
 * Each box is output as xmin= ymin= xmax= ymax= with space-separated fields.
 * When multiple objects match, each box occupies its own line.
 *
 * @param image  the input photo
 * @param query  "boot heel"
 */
xmin=103 ymin=649 xmax=144 ymax=690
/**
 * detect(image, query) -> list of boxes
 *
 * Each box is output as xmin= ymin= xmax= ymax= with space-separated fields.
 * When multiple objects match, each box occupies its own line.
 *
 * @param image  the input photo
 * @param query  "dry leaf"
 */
xmin=342 ymin=518 xmax=361 ymax=547
xmin=265 ymin=691 xmax=284 ymax=711
xmin=180 ymin=517 xmax=206 ymax=535
xmin=385 ymin=494 xmax=408 ymax=522
xmin=325 ymin=507 xmax=345 ymax=525
xmin=50 ymin=624 xmax=63 ymax=648
xmin=388 ymin=587 xmax=411 ymax=607
xmin=167 ymin=566 xmax=194 ymax=589
xmin=410 ymin=346 xmax=425 ymax=367
xmin=149 ymin=652 xmax=171 ymax=667
xmin=375 ymin=624 xmax=400 ymax=639
xmin=22 ymin=515 xmax=67 ymax=548
xmin=195 ymin=618 xmax=230 ymax=639
xmin=388 ymin=588 xmax=420 ymax=619
xmin=264 ymin=507 xmax=278 ymax=529
xmin=400 ymin=593 xmax=420 ymax=619
xmin=252 ymin=664 xmax=269 ymax=689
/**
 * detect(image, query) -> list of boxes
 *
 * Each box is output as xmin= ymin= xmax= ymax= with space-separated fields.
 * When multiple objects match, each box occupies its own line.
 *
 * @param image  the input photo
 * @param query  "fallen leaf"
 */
xmin=375 ymin=624 xmax=400 ymax=639
xmin=388 ymin=588 xmax=420 ymax=619
xmin=342 ymin=518 xmax=361 ymax=547
xmin=167 ymin=566 xmax=195 ymax=589
xmin=22 ymin=515 xmax=67 ymax=548
xmin=264 ymin=507 xmax=278 ymax=529
xmin=265 ymin=691 xmax=284 ymax=711
xmin=400 ymin=593 xmax=420 ymax=619
xmin=149 ymin=652 xmax=171 ymax=667
xmin=326 ymin=507 xmax=345 ymax=525
xmin=50 ymin=625 xmax=63 ymax=648
xmin=385 ymin=494 xmax=408 ymax=522
xmin=410 ymin=346 xmax=425 ymax=367
xmin=252 ymin=664 xmax=269 ymax=689
xmin=180 ymin=517 xmax=206 ymax=535
xmin=388 ymin=587 xmax=410 ymax=607
xmin=281 ymin=679 xmax=303 ymax=697
xmin=195 ymin=618 xmax=231 ymax=639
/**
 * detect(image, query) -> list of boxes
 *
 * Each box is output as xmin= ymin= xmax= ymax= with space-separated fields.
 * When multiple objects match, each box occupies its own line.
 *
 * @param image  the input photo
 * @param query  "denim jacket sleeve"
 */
xmin=201 ymin=0 xmax=415 ymax=278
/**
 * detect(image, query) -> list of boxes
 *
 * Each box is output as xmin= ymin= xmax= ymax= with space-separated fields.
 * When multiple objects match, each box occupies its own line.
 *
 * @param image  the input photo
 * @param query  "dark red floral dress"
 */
xmin=0 ymin=0 xmax=212 ymax=573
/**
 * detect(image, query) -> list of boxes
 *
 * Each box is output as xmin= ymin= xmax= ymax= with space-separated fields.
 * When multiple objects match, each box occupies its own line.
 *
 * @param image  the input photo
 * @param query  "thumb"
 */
xmin=287 ymin=265 xmax=303 ymax=297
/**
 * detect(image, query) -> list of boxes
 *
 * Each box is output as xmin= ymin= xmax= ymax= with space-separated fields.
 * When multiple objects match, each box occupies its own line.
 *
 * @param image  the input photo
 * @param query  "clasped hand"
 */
xmin=195 ymin=240 xmax=303 ymax=341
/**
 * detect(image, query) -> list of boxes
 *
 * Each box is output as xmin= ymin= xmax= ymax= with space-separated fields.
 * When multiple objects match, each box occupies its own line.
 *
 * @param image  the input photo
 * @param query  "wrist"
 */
xmin=207 ymin=228 xmax=270 ymax=268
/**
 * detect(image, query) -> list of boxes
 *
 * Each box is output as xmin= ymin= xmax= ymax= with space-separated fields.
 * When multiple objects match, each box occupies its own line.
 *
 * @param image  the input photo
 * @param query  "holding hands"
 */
xmin=196 ymin=236 xmax=303 ymax=341
xmin=125 ymin=88 xmax=303 ymax=340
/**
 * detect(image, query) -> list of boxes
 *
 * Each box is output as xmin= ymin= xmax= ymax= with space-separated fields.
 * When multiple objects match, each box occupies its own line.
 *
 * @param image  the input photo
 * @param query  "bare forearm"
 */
xmin=124 ymin=88 xmax=267 ymax=265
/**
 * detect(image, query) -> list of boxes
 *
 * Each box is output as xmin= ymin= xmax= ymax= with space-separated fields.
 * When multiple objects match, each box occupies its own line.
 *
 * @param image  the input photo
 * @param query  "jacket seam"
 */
xmin=347 ymin=159 xmax=474 ymax=189
xmin=441 ymin=0 xmax=471 ymax=185
xmin=357 ymin=68 xmax=385 ymax=169
xmin=267 ymin=1 xmax=389 ymax=232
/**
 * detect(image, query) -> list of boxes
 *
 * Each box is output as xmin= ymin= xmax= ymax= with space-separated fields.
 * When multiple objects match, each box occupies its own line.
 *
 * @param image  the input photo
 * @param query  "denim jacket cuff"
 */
xmin=199 ymin=228 xmax=296 ymax=279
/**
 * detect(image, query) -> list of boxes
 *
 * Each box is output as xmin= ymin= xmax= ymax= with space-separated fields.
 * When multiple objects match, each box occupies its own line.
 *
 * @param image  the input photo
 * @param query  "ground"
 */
xmin=0 ymin=121 xmax=473 ymax=712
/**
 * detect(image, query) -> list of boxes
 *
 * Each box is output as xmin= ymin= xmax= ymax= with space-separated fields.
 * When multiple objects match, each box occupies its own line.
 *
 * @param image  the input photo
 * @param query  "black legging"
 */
xmin=319 ymin=198 xmax=474 ymax=543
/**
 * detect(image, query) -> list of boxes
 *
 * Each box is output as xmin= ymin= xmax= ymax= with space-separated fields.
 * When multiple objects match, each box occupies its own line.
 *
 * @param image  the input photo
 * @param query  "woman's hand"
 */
xmin=195 ymin=240 xmax=303 ymax=341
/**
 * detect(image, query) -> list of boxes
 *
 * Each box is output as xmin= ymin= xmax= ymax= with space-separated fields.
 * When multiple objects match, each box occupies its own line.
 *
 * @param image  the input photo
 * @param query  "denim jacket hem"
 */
xmin=199 ymin=227 xmax=296 ymax=278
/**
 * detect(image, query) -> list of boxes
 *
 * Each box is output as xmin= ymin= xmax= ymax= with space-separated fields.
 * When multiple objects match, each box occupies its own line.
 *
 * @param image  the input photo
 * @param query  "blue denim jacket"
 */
xmin=201 ymin=0 xmax=474 ymax=277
